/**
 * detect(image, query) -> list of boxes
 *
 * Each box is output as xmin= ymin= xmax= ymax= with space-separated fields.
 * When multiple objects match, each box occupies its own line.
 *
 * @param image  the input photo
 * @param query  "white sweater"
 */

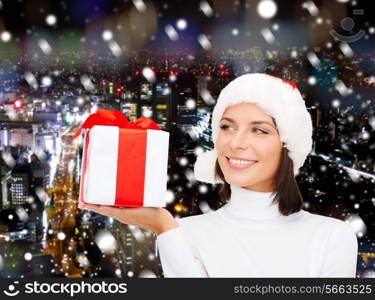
xmin=156 ymin=184 xmax=358 ymax=277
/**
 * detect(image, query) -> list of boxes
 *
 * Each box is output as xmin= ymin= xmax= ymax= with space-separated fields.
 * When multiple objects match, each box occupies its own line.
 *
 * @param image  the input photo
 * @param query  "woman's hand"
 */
xmin=78 ymin=202 xmax=179 ymax=236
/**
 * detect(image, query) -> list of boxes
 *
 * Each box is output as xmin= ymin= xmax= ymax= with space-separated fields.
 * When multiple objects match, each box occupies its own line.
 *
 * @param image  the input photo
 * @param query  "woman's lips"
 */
xmin=226 ymin=157 xmax=258 ymax=170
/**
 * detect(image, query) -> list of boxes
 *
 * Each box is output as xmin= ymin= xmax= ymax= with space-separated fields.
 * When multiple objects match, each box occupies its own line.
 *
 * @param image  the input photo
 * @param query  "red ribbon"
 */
xmin=72 ymin=109 xmax=160 ymax=140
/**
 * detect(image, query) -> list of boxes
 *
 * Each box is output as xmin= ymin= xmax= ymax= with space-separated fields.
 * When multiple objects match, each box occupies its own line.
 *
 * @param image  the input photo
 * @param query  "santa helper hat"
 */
xmin=194 ymin=73 xmax=313 ymax=184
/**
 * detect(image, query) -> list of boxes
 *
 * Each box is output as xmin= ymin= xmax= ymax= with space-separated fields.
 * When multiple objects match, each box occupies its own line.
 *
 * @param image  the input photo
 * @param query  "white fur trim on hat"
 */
xmin=194 ymin=73 xmax=313 ymax=184
xmin=193 ymin=148 xmax=224 ymax=184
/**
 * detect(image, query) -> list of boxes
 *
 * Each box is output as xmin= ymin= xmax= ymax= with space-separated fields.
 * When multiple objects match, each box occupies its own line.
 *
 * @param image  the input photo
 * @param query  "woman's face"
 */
xmin=216 ymin=103 xmax=282 ymax=192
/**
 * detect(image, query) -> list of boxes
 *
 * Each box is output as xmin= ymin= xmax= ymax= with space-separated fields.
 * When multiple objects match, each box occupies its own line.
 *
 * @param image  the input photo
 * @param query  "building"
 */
xmin=153 ymin=82 xmax=173 ymax=130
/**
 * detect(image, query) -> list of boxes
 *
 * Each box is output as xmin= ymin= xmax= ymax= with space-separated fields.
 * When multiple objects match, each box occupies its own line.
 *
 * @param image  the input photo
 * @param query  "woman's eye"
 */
xmin=254 ymin=128 xmax=268 ymax=134
xmin=220 ymin=125 xmax=268 ymax=134
xmin=219 ymin=124 xmax=233 ymax=131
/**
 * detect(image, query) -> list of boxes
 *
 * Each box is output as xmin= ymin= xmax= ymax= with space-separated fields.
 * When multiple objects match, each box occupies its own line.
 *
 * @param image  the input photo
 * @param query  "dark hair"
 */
xmin=213 ymin=119 xmax=304 ymax=216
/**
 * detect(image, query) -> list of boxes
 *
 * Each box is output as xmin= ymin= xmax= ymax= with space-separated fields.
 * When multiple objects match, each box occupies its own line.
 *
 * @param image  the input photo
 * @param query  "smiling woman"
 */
xmin=156 ymin=73 xmax=358 ymax=278
xmin=216 ymin=103 xmax=283 ymax=193
xmin=80 ymin=73 xmax=358 ymax=278
xmin=215 ymin=103 xmax=304 ymax=216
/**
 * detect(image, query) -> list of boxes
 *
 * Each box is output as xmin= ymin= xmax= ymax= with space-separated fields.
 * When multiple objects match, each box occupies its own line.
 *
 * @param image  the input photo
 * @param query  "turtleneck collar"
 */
xmin=222 ymin=184 xmax=283 ymax=221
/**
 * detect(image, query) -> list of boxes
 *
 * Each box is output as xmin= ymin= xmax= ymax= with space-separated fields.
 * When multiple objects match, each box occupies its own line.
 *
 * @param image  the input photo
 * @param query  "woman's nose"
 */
xmin=229 ymin=129 xmax=249 ymax=150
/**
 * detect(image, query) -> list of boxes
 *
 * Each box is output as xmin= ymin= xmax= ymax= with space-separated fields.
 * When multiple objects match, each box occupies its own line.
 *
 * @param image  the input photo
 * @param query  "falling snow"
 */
xmin=0 ymin=0 xmax=373 ymax=280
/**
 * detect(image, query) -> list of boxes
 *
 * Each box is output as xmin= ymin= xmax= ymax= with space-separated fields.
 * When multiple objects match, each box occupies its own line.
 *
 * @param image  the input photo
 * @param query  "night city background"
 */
xmin=0 ymin=0 xmax=374 ymax=278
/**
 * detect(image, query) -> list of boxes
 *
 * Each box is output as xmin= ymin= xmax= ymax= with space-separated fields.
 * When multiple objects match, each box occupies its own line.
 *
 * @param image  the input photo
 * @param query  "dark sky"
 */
xmin=0 ymin=0 xmax=373 ymax=52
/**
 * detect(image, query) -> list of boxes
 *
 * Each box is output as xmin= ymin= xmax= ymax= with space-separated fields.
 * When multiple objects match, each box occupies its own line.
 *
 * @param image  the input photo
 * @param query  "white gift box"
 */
xmin=79 ymin=125 xmax=169 ymax=207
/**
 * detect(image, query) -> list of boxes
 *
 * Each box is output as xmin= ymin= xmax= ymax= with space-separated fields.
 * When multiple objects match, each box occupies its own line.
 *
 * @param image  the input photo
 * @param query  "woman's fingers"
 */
xmin=79 ymin=203 xmax=117 ymax=217
xmin=77 ymin=203 xmax=173 ymax=234
xmin=78 ymin=202 xmax=139 ymax=224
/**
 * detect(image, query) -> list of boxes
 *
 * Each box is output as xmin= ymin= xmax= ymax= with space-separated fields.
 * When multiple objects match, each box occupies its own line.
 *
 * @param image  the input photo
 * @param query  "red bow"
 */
xmin=72 ymin=110 xmax=160 ymax=140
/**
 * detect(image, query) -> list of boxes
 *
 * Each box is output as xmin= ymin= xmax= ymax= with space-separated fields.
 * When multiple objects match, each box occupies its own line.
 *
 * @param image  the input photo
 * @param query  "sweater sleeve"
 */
xmin=156 ymin=225 xmax=209 ymax=277
xmin=319 ymin=222 xmax=358 ymax=277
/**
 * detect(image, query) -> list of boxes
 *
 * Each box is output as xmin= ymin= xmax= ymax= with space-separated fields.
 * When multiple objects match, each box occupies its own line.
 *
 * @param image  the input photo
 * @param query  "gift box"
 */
xmin=74 ymin=110 xmax=169 ymax=207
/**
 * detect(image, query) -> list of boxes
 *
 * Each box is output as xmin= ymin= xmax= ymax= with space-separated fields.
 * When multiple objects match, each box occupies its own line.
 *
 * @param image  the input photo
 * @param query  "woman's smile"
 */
xmin=226 ymin=156 xmax=258 ymax=170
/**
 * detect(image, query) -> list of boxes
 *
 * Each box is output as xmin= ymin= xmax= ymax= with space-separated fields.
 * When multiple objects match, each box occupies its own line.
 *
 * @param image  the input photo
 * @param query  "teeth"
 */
xmin=229 ymin=158 xmax=256 ymax=165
